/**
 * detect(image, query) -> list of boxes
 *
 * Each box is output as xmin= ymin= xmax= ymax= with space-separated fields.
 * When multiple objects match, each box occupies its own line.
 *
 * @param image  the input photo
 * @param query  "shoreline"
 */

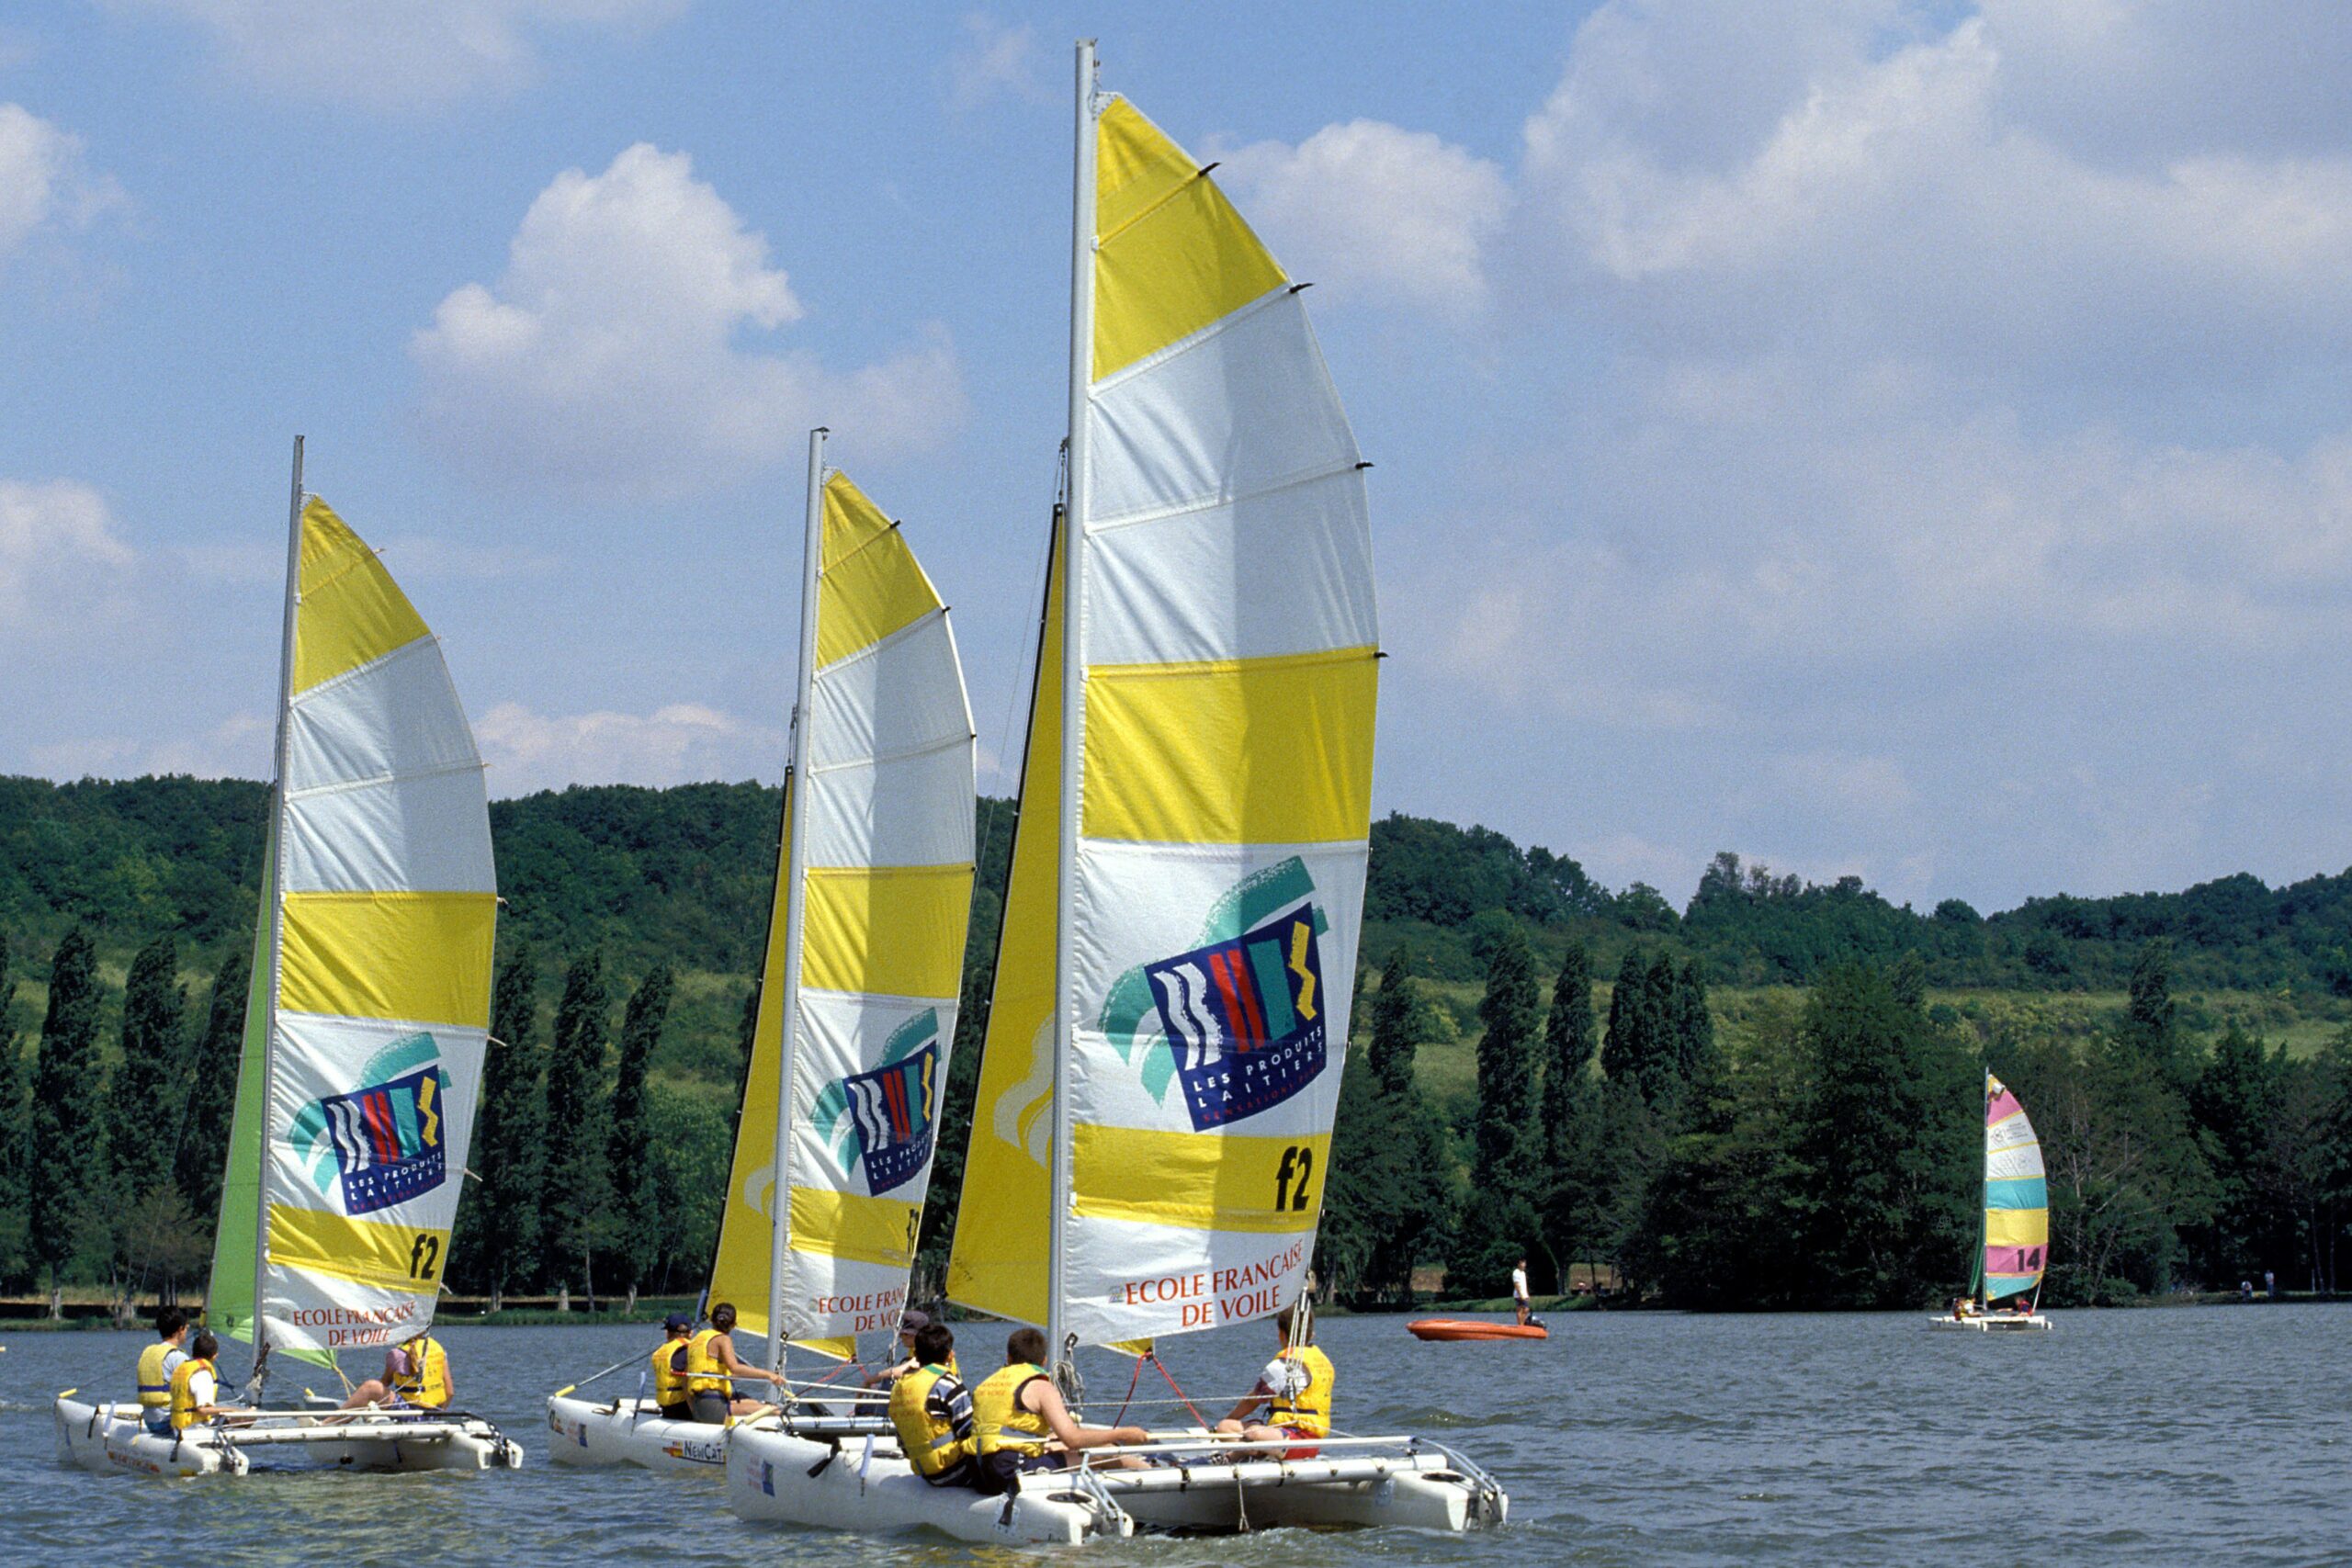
xmin=2 ymin=1289 xmax=2330 ymax=1331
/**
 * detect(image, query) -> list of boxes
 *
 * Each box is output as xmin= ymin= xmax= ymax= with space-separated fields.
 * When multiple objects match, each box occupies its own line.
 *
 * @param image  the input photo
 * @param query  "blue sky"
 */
xmin=5 ymin=1 xmax=2350 ymax=915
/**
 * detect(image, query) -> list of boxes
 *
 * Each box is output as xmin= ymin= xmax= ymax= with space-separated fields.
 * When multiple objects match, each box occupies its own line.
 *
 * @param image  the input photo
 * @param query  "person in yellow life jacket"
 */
xmin=339 ymin=1329 xmax=452 ymax=1410
xmin=137 ymin=1306 xmax=192 ymax=1437
xmin=971 ymin=1327 xmax=1148 ymax=1496
xmin=1216 ymin=1311 xmax=1334 ymax=1460
xmin=650 ymin=1314 xmax=695 ymax=1420
xmin=686 ymin=1303 xmax=784 ymax=1424
xmin=888 ymin=1321 xmax=978 ymax=1488
xmin=168 ymin=1332 xmax=230 ymax=1432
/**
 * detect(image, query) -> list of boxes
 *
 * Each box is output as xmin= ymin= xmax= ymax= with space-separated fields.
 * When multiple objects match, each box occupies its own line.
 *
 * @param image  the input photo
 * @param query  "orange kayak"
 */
xmin=1407 ymin=1318 xmax=1549 ymax=1342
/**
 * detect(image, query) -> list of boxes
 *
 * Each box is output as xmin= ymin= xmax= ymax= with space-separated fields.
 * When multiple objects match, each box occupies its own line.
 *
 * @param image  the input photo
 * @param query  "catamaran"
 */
xmin=548 ymin=436 xmax=977 ymax=1472
xmin=726 ymin=43 xmax=1506 ymax=1541
xmin=1930 ymin=1071 xmax=2053 ymax=1332
xmin=56 ymin=441 xmax=523 ymax=1476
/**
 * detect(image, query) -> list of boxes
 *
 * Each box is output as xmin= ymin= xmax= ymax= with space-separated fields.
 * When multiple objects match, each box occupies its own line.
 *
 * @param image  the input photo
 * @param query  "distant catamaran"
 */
xmin=547 ymin=435 xmax=977 ymax=1472
xmin=57 ymin=439 xmax=524 ymax=1472
xmin=1932 ymin=1071 xmax=2052 ymax=1332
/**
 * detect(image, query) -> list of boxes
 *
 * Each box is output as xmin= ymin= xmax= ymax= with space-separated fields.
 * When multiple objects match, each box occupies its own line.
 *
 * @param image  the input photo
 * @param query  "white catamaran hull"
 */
xmin=726 ymin=1420 xmax=1505 ymax=1540
xmin=727 ymin=1422 xmax=1123 ymax=1544
xmin=1928 ymin=1314 xmax=2053 ymax=1332
xmin=56 ymin=1395 xmax=523 ymax=1476
xmin=545 ymin=1394 xmax=734 ymax=1472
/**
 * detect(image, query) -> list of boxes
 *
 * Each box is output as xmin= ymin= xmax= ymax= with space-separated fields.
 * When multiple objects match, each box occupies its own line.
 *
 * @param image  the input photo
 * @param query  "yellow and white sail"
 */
xmin=209 ymin=474 xmax=497 ymax=1364
xmin=708 ymin=462 xmax=976 ymax=1351
xmin=949 ymin=80 xmax=1378 ymax=1348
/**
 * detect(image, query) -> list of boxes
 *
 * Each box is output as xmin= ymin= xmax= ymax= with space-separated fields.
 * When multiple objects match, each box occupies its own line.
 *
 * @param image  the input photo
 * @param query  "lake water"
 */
xmin=1 ymin=1305 xmax=2344 ymax=1564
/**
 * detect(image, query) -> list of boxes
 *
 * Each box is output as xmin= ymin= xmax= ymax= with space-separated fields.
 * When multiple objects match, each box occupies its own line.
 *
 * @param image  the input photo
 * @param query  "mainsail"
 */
xmin=707 ymin=457 xmax=976 ymax=1355
xmin=1979 ymin=1072 xmax=2049 ymax=1303
xmin=207 ymin=457 xmax=497 ymax=1370
xmin=948 ymin=79 xmax=1379 ymax=1351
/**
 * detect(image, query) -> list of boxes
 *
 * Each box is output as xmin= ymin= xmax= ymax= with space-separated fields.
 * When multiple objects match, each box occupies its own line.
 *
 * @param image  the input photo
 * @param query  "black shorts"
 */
xmin=656 ymin=1402 xmax=694 ymax=1422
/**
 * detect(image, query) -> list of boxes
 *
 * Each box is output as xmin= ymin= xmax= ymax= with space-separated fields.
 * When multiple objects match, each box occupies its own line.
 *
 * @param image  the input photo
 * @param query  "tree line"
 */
xmin=1317 ymin=931 xmax=2352 ymax=1308
xmin=12 ymin=776 xmax=2352 ymax=1003
xmin=2 ymin=774 xmax=2347 ymax=1313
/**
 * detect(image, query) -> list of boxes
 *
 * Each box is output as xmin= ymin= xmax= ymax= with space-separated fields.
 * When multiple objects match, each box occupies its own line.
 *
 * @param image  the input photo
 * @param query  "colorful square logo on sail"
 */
xmin=316 ymin=1065 xmax=447 ymax=1214
xmin=1146 ymin=905 xmax=1328 ymax=1130
xmin=841 ymin=1041 xmax=938 ymax=1195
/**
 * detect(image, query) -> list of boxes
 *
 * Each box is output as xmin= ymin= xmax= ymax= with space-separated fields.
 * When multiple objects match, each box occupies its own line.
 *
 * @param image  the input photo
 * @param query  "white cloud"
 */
xmin=1514 ymin=7 xmax=2352 ymax=383
xmin=474 ymin=699 xmax=782 ymax=794
xmin=944 ymin=13 xmax=1041 ymax=112
xmin=1218 ymin=120 xmax=1510 ymax=312
xmin=1770 ymin=750 xmax=1916 ymax=818
xmin=28 ymin=712 xmax=273 ymax=781
xmin=413 ymin=143 xmax=963 ymax=499
xmin=108 ymin=0 xmax=688 ymax=107
xmin=0 ymin=103 xmax=122 ymax=263
xmin=0 ymin=479 xmax=135 ymax=632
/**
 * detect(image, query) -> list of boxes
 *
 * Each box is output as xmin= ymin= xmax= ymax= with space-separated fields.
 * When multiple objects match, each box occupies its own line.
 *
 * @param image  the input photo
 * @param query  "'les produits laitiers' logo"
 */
xmin=813 ymin=1010 xmax=942 ymax=1197
xmin=1102 ymin=857 xmax=1331 ymax=1131
xmin=290 ymin=1032 xmax=451 ymax=1216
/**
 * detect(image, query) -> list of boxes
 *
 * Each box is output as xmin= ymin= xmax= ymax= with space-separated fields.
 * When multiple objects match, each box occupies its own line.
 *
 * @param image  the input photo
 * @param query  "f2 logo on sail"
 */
xmin=1274 ymin=1145 xmax=1315 ymax=1213
xmin=409 ymin=1233 xmax=441 ymax=1281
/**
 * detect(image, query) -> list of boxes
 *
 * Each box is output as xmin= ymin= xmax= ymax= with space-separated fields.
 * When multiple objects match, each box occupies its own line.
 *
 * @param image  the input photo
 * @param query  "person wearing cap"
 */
xmin=650 ymin=1314 xmax=695 ymax=1420
xmin=864 ymin=1308 xmax=945 ymax=1389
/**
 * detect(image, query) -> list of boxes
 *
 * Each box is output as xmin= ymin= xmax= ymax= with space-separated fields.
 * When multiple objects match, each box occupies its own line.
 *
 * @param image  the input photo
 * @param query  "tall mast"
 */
xmin=767 ymin=425 xmax=828 ymax=1378
xmin=1048 ymin=38 xmax=1099 ymax=1379
xmin=252 ymin=434 xmax=304 ymax=1384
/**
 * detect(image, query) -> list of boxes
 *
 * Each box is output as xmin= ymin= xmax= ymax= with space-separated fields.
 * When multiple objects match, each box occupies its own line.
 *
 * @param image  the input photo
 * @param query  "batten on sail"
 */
xmin=948 ymin=91 xmax=1377 ymax=1350
xmin=203 ymin=474 xmax=497 ymax=1372
xmin=707 ymin=463 xmax=976 ymax=1352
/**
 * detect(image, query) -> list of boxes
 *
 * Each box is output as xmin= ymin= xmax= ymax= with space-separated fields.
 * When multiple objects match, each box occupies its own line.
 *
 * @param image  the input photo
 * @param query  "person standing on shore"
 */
xmin=1511 ymin=1258 xmax=1532 ymax=1325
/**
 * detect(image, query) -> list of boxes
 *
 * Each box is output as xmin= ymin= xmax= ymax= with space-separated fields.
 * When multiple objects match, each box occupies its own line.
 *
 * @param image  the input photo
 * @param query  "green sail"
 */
xmin=199 ymin=811 xmax=334 ymax=1367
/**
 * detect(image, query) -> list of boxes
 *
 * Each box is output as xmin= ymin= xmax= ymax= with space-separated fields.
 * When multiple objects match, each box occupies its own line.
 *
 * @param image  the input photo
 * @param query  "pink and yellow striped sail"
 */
xmin=1980 ymin=1072 xmax=2048 ymax=1302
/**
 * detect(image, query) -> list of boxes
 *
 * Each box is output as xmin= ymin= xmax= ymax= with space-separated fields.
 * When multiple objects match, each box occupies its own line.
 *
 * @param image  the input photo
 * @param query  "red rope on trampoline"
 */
xmin=1149 ymin=1354 xmax=1211 ymax=1427
xmin=1109 ymin=1352 xmax=1147 ymax=1427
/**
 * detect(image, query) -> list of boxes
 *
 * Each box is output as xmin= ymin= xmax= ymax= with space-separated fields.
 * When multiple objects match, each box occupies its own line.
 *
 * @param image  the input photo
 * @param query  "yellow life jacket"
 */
xmin=889 ymin=1364 xmax=971 ymax=1477
xmin=972 ymin=1362 xmax=1050 ymax=1458
xmin=137 ymin=1340 xmax=179 ymax=1409
xmin=390 ymin=1336 xmax=450 ymax=1408
xmin=650 ymin=1340 xmax=692 ymax=1407
xmin=684 ymin=1328 xmax=729 ymax=1396
xmin=1270 ymin=1345 xmax=1335 ymax=1438
xmin=168 ymin=1356 xmax=216 ymax=1431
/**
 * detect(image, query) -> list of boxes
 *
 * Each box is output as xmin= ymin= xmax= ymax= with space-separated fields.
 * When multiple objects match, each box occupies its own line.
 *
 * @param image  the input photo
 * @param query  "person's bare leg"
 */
xmin=338 ymin=1379 xmax=390 ymax=1410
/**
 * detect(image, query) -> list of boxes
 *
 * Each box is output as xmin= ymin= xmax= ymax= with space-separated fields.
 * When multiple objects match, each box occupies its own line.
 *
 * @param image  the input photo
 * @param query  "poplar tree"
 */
xmin=540 ymin=952 xmax=614 ymax=1303
xmin=175 ymin=949 xmax=248 ymax=1221
xmin=2123 ymin=939 xmax=2195 ymax=1092
xmin=1600 ymin=950 xmax=1657 ymax=1092
xmin=108 ymin=935 xmax=187 ymax=1184
xmin=466 ymin=942 xmax=547 ymax=1306
xmin=1446 ymin=924 xmax=1545 ymax=1296
xmin=1471 ymin=924 xmax=1542 ymax=1187
xmin=1542 ymin=943 xmax=1597 ymax=1166
xmin=29 ymin=928 xmax=106 ymax=1301
xmin=0 ymin=934 xmax=27 ymax=1283
xmin=1368 ymin=947 xmax=1423 ymax=1099
xmin=605 ymin=963 xmax=671 ymax=1300
xmin=1670 ymin=958 xmax=1717 ymax=1085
